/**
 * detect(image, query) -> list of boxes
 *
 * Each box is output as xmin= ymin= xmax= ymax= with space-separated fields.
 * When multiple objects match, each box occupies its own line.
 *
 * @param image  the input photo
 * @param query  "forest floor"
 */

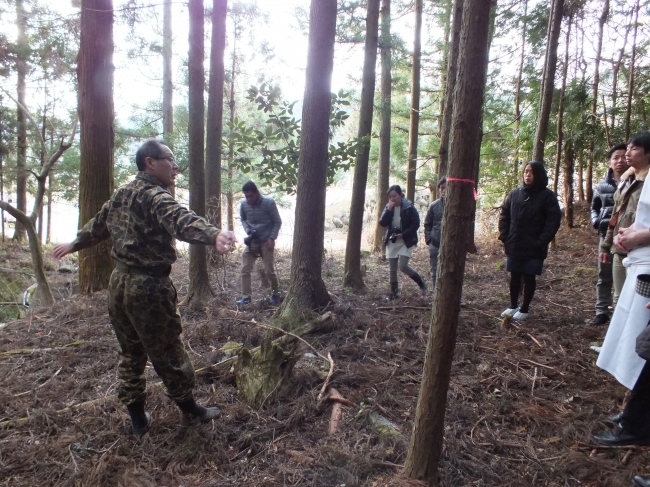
xmin=1 ymin=204 xmax=648 ymax=487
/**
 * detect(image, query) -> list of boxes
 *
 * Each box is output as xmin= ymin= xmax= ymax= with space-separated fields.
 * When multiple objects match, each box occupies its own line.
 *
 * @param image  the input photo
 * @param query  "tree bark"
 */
xmin=553 ymin=14 xmax=572 ymax=195
xmin=609 ymin=11 xmax=632 ymax=134
xmin=372 ymin=0 xmax=391 ymax=253
xmin=586 ymin=0 xmax=608 ymax=205
xmin=577 ymin=153 xmax=584 ymax=202
xmin=532 ymin=0 xmax=564 ymax=162
xmin=437 ymin=0 xmax=464 ymax=178
xmin=512 ymin=0 xmax=528 ymax=190
xmin=405 ymin=0 xmax=422 ymax=203
xmin=563 ymin=141 xmax=574 ymax=228
xmin=187 ymin=0 xmax=213 ymax=308
xmin=77 ymin=0 xmax=115 ymax=293
xmin=279 ymin=0 xmax=336 ymax=318
xmin=13 ymin=0 xmax=28 ymax=242
xmin=403 ymin=0 xmax=491 ymax=483
xmin=343 ymin=0 xmax=380 ymax=291
xmin=226 ymin=30 xmax=238 ymax=231
xmin=624 ymin=0 xmax=639 ymax=142
xmin=206 ymin=0 xmax=227 ymax=230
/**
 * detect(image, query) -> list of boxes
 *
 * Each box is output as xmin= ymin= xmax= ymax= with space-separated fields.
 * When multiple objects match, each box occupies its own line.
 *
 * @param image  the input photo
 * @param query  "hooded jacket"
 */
xmin=590 ymin=167 xmax=619 ymax=237
xmin=379 ymin=196 xmax=420 ymax=248
xmin=498 ymin=161 xmax=562 ymax=260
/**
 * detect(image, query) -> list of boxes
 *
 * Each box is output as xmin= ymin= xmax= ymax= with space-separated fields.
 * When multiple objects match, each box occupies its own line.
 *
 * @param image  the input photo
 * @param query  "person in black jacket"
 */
xmin=499 ymin=161 xmax=562 ymax=320
xmin=589 ymin=143 xmax=628 ymax=326
xmin=379 ymin=185 xmax=427 ymax=299
xmin=424 ymin=177 xmax=446 ymax=289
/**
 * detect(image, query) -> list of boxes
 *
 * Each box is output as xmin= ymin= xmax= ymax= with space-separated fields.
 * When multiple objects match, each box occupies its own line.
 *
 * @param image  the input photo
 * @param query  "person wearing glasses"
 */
xmin=53 ymin=139 xmax=236 ymax=437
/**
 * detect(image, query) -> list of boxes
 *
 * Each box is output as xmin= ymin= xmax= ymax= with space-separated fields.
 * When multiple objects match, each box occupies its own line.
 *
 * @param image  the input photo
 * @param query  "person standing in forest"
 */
xmin=424 ymin=177 xmax=446 ymax=290
xmin=499 ymin=161 xmax=562 ymax=321
xmin=52 ymin=139 xmax=236 ymax=437
xmin=589 ymin=143 xmax=628 ymax=326
xmin=236 ymin=180 xmax=282 ymax=305
xmin=379 ymin=184 xmax=427 ymax=299
xmin=598 ymin=134 xmax=650 ymax=324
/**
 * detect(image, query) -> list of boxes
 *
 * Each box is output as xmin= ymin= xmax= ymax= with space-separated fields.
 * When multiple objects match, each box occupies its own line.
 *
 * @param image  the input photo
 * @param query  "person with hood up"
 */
xmin=498 ymin=161 xmax=562 ymax=320
xmin=379 ymin=184 xmax=427 ymax=299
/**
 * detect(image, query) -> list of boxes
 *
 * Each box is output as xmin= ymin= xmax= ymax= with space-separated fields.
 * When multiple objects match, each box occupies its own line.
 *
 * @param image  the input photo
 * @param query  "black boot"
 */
xmin=389 ymin=281 xmax=398 ymax=300
xmin=412 ymin=273 xmax=427 ymax=292
xmin=176 ymin=398 xmax=221 ymax=425
xmin=126 ymin=401 xmax=151 ymax=437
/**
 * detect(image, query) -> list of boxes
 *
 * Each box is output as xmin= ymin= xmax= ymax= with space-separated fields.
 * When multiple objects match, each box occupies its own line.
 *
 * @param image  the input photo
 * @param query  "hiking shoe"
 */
xmin=269 ymin=294 xmax=281 ymax=305
xmin=500 ymin=307 xmax=518 ymax=318
xmin=236 ymin=296 xmax=251 ymax=305
xmin=589 ymin=314 xmax=610 ymax=326
xmin=513 ymin=311 xmax=529 ymax=321
xmin=132 ymin=412 xmax=151 ymax=437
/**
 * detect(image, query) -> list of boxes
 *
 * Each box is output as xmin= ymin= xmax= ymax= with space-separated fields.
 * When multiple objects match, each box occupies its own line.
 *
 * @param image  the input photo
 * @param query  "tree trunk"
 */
xmin=162 ymin=0 xmax=174 ymax=199
xmin=186 ymin=0 xmax=213 ymax=308
xmin=403 ymin=0 xmax=491 ymax=482
xmin=624 ymin=0 xmax=639 ymax=142
xmin=553 ymin=13 xmax=572 ymax=195
xmin=437 ymin=0 xmax=464 ymax=178
xmin=77 ymin=0 xmax=115 ymax=293
xmin=279 ymin=0 xmax=336 ymax=318
xmin=343 ymin=0 xmax=380 ymax=291
xmin=610 ymin=13 xmax=632 ymax=133
xmin=46 ymin=174 xmax=52 ymax=244
xmin=563 ymin=141 xmax=574 ymax=228
xmin=371 ymin=0 xmax=391 ymax=253
xmin=577 ymin=153 xmax=584 ymax=202
xmin=13 ymin=0 xmax=27 ymax=242
xmin=587 ymin=0 xmax=608 ymax=205
xmin=405 ymin=0 xmax=422 ymax=203
xmin=512 ymin=0 xmax=528 ymax=190
xmin=532 ymin=0 xmax=564 ymax=162
xmin=226 ymin=31 xmax=238 ymax=232
xmin=206 ymin=0 xmax=227 ymax=230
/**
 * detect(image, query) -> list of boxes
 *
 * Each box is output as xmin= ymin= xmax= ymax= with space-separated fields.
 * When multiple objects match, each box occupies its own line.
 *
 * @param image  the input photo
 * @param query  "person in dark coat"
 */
xmin=589 ymin=143 xmax=628 ymax=326
xmin=498 ymin=161 xmax=562 ymax=320
xmin=379 ymin=185 xmax=427 ymax=299
xmin=424 ymin=177 xmax=446 ymax=289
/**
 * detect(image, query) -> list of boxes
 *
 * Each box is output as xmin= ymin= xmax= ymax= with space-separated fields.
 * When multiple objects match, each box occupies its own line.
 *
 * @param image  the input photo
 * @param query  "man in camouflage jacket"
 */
xmin=53 ymin=139 xmax=235 ymax=437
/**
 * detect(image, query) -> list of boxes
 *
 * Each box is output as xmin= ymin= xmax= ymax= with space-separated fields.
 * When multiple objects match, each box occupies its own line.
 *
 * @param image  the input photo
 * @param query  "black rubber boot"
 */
xmin=176 ymin=398 xmax=221 ymax=425
xmin=126 ymin=401 xmax=151 ymax=437
xmin=389 ymin=282 xmax=399 ymax=300
xmin=412 ymin=273 xmax=427 ymax=292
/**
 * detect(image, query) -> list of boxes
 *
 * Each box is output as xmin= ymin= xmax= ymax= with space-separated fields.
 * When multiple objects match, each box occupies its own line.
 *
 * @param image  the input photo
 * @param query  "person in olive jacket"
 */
xmin=498 ymin=161 xmax=562 ymax=320
xmin=379 ymin=185 xmax=427 ymax=299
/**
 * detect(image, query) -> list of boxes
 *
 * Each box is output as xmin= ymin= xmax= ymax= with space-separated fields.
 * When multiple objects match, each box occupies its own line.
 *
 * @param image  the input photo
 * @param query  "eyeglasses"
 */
xmin=155 ymin=155 xmax=176 ymax=163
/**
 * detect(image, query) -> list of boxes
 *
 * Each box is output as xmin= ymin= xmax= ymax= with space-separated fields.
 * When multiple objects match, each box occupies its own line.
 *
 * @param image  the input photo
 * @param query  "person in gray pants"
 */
xmin=424 ymin=177 xmax=446 ymax=290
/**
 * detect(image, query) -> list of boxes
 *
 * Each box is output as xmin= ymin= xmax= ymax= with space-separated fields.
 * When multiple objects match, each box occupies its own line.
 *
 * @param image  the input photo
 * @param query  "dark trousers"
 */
xmin=622 ymin=361 xmax=650 ymax=435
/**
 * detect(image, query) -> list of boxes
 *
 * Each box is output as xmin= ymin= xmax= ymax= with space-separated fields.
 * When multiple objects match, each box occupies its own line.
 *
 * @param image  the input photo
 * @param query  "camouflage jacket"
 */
xmin=71 ymin=172 xmax=220 ymax=268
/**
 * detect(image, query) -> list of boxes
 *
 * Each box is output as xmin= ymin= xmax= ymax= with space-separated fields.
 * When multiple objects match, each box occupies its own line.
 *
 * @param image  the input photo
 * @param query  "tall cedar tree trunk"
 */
xmin=405 ymin=0 xmax=422 ymax=203
xmin=13 ymin=0 xmax=27 ymax=242
xmin=403 ymin=0 xmax=491 ymax=482
xmin=162 ymin=0 xmax=174 ymax=198
xmin=206 ymin=0 xmax=227 ymax=229
xmin=433 ymin=0 xmax=452 ymax=199
xmin=609 ymin=11 xmax=631 ymax=134
xmin=624 ymin=0 xmax=639 ymax=142
xmin=553 ymin=14 xmax=572 ymax=195
xmin=187 ymin=0 xmax=213 ymax=307
xmin=587 ymin=0 xmax=608 ymax=204
xmin=343 ymin=0 xmax=380 ymax=290
xmin=279 ymin=0 xmax=336 ymax=317
xmin=512 ymin=0 xmax=528 ymax=190
xmin=78 ymin=0 xmax=115 ymax=293
xmin=437 ymin=0 xmax=464 ymax=178
xmin=563 ymin=142 xmax=574 ymax=228
xmin=226 ymin=31 xmax=238 ymax=231
xmin=371 ymin=0 xmax=391 ymax=253
xmin=577 ymin=153 xmax=584 ymax=201
xmin=532 ymin=0 xmax=564 ymax=162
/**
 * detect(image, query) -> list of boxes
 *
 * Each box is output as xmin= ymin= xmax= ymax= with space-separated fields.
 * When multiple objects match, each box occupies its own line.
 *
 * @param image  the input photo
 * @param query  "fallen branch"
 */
xmin=0 ymin=340 xmax=83 ymax=356
xmin=520 ymin=358 xmax=566 ymax=376
xmin=0 ymin=397 xmax=109 ymax=429
xmin=329 ymin=401 xmax=343 ymax=435
xmin=376 ymin=306 xmax=431 ymax=310
xmin=14 ymin=366 xmax=62 ymax=396
xmin=328 ymin=387 xmax=352 ymax=406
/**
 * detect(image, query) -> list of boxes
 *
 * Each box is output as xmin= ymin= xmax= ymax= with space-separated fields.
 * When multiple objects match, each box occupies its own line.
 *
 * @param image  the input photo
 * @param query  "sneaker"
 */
xmin=269 ymin=294 xmax=281 ymax=305
xmin=236 ymin=296 xmax=251 ymax=305
xmin=589 ymin=314 xmax=610 ymax=326
xmin=500 ymin=307 xmax=518 ymax=318
xmin=513 ymin=310 xmax=529 ymax=320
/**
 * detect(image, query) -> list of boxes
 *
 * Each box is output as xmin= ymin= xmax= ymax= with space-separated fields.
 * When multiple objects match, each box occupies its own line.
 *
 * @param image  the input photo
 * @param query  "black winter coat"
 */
xmin=590 ymin=168 xmax=618 ymax=237
xmin=379 ymin=197 xmax=420 ymax=248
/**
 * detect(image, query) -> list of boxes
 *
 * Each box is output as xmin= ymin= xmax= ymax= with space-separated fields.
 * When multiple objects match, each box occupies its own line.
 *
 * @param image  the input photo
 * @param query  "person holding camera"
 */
xmin=237 ymin=180 xmax=282 ymax=305
xmin=379 ymin=184 xmax=427 ymax=299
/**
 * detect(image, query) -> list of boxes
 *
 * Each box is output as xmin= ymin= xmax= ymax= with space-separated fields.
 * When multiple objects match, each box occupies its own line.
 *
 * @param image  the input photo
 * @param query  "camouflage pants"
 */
xmin=108 ymin=269 xmax=195 ymax=405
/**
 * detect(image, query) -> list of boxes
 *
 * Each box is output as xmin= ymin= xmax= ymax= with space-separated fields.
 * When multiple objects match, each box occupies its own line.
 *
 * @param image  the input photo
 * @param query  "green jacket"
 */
xmin=71 ymin=172 xmax=220 ymax=268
